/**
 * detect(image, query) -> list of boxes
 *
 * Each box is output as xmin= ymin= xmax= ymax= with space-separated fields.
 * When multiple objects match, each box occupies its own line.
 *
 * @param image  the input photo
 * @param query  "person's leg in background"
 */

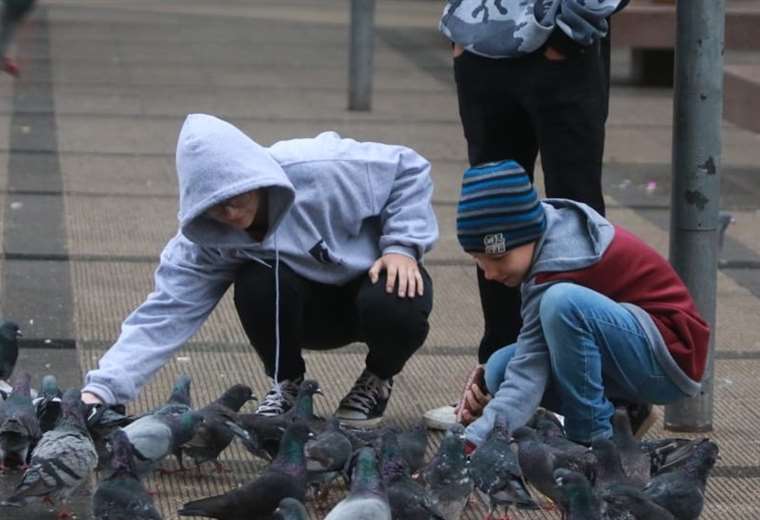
xmin=336 ymin=268 xmax=433 ymax=427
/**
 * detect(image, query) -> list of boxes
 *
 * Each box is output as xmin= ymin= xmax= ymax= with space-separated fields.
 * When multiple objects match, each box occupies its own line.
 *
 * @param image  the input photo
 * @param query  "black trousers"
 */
xmin=233 ymin=261 xmax=433 ymax=381
xmin=454 ymin=39 xmax=610 ymax=363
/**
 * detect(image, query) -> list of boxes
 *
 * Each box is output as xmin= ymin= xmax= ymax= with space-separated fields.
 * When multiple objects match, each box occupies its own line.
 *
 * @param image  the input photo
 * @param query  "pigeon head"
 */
xmin=60 ymin=389 xmax=89 ymax=426
xmin=40 ymin=374 xmax=61 ymax=397
xmin=273 ymin=497 xmax=308 ymax=520
xmin=107 ymin=428 xmax=137 ymax=474
xmin=218 ymin=384 xmax=255 ymax=411
xmin=687 ymin=439 xmax=719 ymax=481
xmin=351 ymin=446 xmax=385 ymax=494
xmin=0 ymin=321 xmax=21 ymax=342
xmin=554 ymin=468 xmax=592 ymax=494
xmin=511 ymin=426 xmax=540 ymax=443
xmin=488 ymin=415 xmax=511 ymax=441
xmin=0 ymin=321 xmax=21 ymax=380
xmin=167 ymin=374 xmax=192 ymax=406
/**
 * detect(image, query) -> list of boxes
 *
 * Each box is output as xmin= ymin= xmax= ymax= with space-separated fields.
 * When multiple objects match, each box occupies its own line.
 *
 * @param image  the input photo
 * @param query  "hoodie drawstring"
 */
xmin=273 ymin=232 xmax=281 ymax=384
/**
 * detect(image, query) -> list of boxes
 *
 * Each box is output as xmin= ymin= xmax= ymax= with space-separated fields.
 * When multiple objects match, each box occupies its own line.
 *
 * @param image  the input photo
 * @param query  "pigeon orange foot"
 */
xmin=2 ymin=57 xmax=20 ymax=77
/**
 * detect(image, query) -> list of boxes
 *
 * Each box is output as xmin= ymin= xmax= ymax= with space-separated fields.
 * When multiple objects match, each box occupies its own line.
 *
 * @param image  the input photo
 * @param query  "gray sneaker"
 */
xmin=335 ymin=370 xmax=392 ymax=428
xmin=255 ymin=377 xmax=302 ymax=416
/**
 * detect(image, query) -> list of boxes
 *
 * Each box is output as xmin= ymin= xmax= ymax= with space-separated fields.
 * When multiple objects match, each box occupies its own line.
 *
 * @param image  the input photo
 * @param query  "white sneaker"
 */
xmin=424 ymin=404 xmax=459 ymax=431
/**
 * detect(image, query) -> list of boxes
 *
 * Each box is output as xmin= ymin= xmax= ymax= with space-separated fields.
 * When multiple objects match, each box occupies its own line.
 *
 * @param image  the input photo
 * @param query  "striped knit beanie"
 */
xmin=457 ymin=160 xmax=546 ymax=254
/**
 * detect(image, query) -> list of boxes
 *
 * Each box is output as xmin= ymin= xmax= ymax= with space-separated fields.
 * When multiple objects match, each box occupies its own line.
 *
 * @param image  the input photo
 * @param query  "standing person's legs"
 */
xmin=335 ymin=268 xmax=433 ymax=427
xmin=454 ymin=52 xmax=540 ymax=362
xmin=539 ymin=283 xmax=687 ymax=443
xmin=528 ymin=43 xmax=608 ymax=216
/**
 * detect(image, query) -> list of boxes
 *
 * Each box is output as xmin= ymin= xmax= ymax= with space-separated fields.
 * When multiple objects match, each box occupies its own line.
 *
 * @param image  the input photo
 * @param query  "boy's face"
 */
xmin=471 ymin=241 xmax=536 ymax=287
xmin=206 ymin=190 xmax=261 ymax=230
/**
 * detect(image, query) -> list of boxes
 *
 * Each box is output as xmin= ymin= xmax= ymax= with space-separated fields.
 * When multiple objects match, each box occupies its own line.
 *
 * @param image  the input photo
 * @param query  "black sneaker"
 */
xmin=255 ymin=377 xmax=302 ymax=416
xmin=627 ymin=403 xmax=659 ymax=440
xmin=334 ymin=370 xmax=392 ymax=428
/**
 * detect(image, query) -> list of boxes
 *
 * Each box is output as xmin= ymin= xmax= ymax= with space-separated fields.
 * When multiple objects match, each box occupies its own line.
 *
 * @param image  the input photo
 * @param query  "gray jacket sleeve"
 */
xmin=464 ymin=278 xmax=550 ymax=446
xmin=83 ymin=234 xmax=238 ymax=404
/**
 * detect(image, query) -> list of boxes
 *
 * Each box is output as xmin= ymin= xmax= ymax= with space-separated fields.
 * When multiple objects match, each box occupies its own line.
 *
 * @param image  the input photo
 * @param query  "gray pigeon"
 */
xmin=0 ymin=321 xmax=20 ymax=384
xmin=553 ymin=468 xmax=602 ymax=520
xmin=178 ymin=420 xmax=313 ymax=520
xmin=2 ymin=389 xmax=97 ymax=513
xmin=600 ymin=484 xmax=675 ymax=520
xmin=396 ymin=421 xmax=428 ymax=474
xmin=32 ymin=374 xmax=63 ymax=433
xmin=642 ymin=439 xmax=719 ymax=520
xmin=92 ymin=428 xmax=162 ymax=520
xmin=273 ymin=497 xmax=309 ymax=520
xmin=181 ymin=384 xmax=255 ymax=472
xmin=469 ymin=418 xmax=537 ymax=518
xmin=325 ymin=446 xmax=391 ymax=520
xmin=122 ymin=408 xmax=204 ymax=477
xmin=87 ymin=403 xmax=135 ymax=471
xmin=528 ymin=408 xmax=566 ymax=439
xmin=238 ymin=379 xmax=324 ymax=459
xmin=591 ymin=438 xmax=634 ymax=491
xmin=511 ymin=426 xmax=566 ymax=511
xmin=380 ymin=429 xmax=445 ymax=520
xmin=305 ymin=416 xmax=354 ymax=500
xmin=0 ymin=372 xmax=41 ymax=469
xmin=419 ymin=424 xmax=473 ymax=520
xmin=611 ymin=407 xmax=650 ymax=486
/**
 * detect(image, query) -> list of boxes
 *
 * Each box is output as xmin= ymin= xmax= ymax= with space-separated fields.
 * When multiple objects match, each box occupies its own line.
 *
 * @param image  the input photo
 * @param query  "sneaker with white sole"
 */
xmin=423 ymin=404 xmax=459 ymax=431
xmin=334 ymin=370 xmax=392 ymax=428
xmin=255 ymin=377 xmax=302 ymax=416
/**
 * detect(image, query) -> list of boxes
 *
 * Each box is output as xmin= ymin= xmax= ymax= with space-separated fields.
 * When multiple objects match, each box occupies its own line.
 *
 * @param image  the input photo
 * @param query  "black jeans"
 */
xmin=233 ymin=261 xmax=433 ymax=381
xmin=454 ymin=40 xmax=609 ymax=363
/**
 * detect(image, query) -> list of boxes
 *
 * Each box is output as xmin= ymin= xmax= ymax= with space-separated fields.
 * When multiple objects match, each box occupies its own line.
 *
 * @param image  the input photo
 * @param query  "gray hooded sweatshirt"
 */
xmin=83 ymin=114 xmax=438 ymax=404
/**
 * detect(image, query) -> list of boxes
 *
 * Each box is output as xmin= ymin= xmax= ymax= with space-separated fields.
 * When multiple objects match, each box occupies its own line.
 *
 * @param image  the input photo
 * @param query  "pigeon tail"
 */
xmin=177 ymin=494 xmax=228 ymax=518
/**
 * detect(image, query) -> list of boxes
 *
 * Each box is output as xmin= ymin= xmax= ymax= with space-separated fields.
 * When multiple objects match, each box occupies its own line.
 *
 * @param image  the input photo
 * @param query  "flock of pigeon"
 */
xmin=0 ymin=319 xmax=720 ymax=520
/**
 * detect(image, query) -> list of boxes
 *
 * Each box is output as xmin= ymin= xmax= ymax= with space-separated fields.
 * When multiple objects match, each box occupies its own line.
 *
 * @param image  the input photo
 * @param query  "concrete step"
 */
xmin=724 ymin=64 xmax=760 ymax=134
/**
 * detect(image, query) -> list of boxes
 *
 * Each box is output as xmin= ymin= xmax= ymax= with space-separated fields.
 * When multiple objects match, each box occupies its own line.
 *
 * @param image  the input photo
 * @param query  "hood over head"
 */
xmin=175 ymin=113 xmax=295 ymax=247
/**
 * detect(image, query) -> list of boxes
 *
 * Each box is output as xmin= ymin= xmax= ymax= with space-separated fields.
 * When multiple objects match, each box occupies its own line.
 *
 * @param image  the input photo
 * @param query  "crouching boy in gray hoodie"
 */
xmin=81 ymin=114 xmax=438 ymax=428
xmin=456 ymin=160 xmax=709 ymax=447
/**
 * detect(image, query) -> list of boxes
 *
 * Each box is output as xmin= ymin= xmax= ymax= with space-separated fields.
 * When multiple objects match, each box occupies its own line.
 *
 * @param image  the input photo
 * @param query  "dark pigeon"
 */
xmin=647 ymin=437 xmax=712 ymax=476
xmin=396 ymin=421 xmax=428 ymax=474
xmin=2 ymin=389 xmax=98 ymax=515
xmin=273 ymin=497 xmax=309 ymax=520
xmin=511 ymin=426 xmax=566 ymax=510
xmin=122 ymin=408 xmax=204 ymax=477
xmin=611 ymin=407 xmax=650 ymax=486
xmin=642 ymin=439 xmax=719 ymax=520
xmin=469 ymin=418 xmax=537 ymax=518
xmin=32 ymin=374 xmax=63 ymax=433
xmin=87 ymin=403 xmax=135 ymax=471
xmin=600 ymin=484 xmax=676 ymax=520
xmin=0 ymin=321 xmax=20 ymax=384
xmin=325 ymin=446 xmax=391 ymax=520
xmin=380 ymin=429 xmax=444 ymax=520
xmin=0 ymin=372 xmax=41 ymax=469
xmin=164 ymin=374 xmax=193 ymax=412
xmin=528 ymin=408 xmax=566 ymax=440
xmin=92 ymin=428 xmax=162 ymax=520
xmin=238 ymin=379 xmax=324 ymax=460
xmin=182 ymin=384 xmax=255 ymax=472
xmin=177 ymin=420 xmax=313 ymax=520
xmin=591 ymin=438 xmax=634 ymax=491
xmin=553 ymin=468 xmax=602 ymax=520
xmin=305 ymin=416 xmax=353 ymax=499
xmin=419 ymin=424 xmax=473 ymax=520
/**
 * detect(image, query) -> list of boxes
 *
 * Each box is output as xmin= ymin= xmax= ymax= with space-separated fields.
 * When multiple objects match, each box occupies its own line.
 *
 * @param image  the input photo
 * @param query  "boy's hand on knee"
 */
xmin=368 ymin=253 xmax=424 ymax=298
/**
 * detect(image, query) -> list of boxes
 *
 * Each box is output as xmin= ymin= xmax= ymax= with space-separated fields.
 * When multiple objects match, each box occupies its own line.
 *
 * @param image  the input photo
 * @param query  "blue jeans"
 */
xmin=484 ymin=283 xmax=687 ymax=443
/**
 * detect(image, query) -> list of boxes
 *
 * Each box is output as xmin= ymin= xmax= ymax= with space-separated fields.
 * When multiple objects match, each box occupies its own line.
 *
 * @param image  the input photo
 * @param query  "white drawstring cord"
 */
xmin=273 ymin=232 xmax=281 ymax=384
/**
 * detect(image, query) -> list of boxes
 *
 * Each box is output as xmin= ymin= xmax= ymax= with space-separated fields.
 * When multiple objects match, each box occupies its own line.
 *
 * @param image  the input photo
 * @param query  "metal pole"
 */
xmin=664 ymin=0 xmax=725 ymax=432
xmin=348 ymin=0 xmax=375 ymax=111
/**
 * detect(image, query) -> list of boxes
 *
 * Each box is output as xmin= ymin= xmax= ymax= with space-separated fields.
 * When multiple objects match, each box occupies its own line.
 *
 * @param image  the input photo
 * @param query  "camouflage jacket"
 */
xmin=439 ymin=0 xmax=629 ymax=59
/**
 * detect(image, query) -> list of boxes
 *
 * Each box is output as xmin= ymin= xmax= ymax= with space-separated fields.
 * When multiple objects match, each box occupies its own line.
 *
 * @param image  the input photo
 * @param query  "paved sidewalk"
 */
xmin=0 ymin=1 xmax=758 ymax=518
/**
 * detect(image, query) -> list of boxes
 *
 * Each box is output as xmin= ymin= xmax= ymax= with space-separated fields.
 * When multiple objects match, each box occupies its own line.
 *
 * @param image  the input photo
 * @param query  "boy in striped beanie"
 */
xmin=455 ymin=160 xmax=709 ymax=447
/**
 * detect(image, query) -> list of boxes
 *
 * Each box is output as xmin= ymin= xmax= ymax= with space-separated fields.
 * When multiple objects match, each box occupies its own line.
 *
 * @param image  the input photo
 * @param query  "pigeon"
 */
xmin=528 ymin=408 xmax=566 ymax=439
xmin=164 ymin=373 xmax=193 ymax=412
xmin=0 ymin=372 xmax=41 ymax=470
xmin=92 ymin=428 xmax=162 ymax=520
xmin=325 ymin=446 xmax=391 ymax=520
xmin=419 ymin=424 xmax=473 ymax=520
xmin=610 ymin=407 xmax=650 ymax=486
xmin=238 ymin=379 xmax=324 ymax=460
xmin=178 ymin=420 xmax=313 ymax=520
xmin=511 ymin=426 xmax=567 ymax=510
xmin=273 ymin=497 xmax=309 ymax=520
xmin=0 ymin=0 xmax=37 ymax=77
xmin=32 ymin=374 xmax=63 ymax=433
xmin=121 ymin=407 xmax=204 ymax=477
xmin=0 ymin=321 xmax=20 ymax=385
xmin=553 ymin=468 xmax=602 ymax=520
xmin=590 ymin=438 xmax=633 ymax=491
xmin=468 ymin=418 xmax=537 ymax=518
xmin=600 ymin=484 xmax=675 ymax=520
xmin=2 ymin=389 xmax=98 ymax=515
xmin=380 ymin=429 xmax=445 ymax=520
xmin=87 ymin=403 xmax=134 ymax=471
xmin=181 ymin=384 xmax=255 ymax=472
xmin=304 ymin=416 xmax=353 ymax=499
xmin=396 ymin=420 xmax=428 ymax=474
xmin=642 ymin=439 xmax=719 ymax=520
xmin=646 ymin=437 xmax=710 ymax=476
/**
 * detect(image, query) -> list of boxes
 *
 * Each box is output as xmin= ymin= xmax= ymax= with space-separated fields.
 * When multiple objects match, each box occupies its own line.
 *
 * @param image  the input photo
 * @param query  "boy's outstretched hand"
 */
xmin=369 ymin=253 xmax=424 ymax=298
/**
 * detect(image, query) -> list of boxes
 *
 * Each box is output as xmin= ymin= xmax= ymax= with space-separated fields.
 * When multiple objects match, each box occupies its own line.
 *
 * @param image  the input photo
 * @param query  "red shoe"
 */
xmin=3 ymin=57 xmax=20 ymax=77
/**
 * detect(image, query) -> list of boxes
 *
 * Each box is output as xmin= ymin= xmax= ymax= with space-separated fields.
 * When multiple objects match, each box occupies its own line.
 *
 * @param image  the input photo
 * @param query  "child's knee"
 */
xmin=539 ymin=283 xmax=585 ymax=327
